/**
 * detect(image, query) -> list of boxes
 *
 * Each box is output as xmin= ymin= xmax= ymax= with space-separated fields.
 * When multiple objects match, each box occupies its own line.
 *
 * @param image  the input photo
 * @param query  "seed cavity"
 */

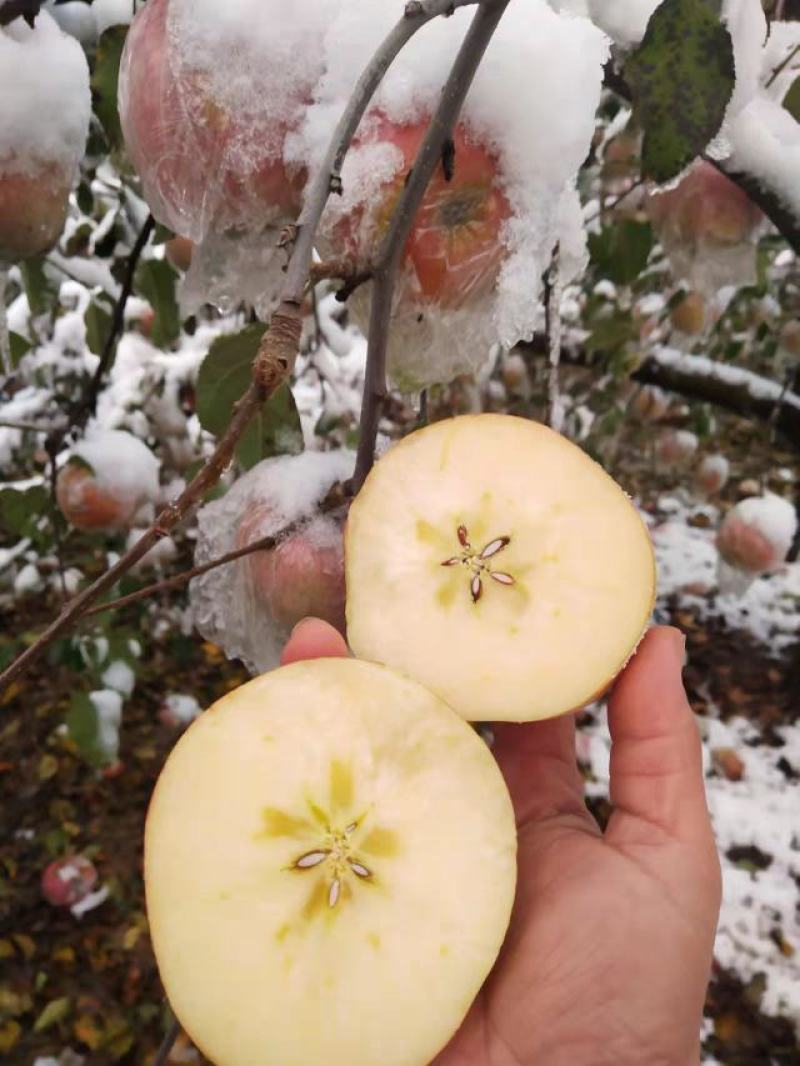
xmin=441 ymin=524 xmax=516 ymax=604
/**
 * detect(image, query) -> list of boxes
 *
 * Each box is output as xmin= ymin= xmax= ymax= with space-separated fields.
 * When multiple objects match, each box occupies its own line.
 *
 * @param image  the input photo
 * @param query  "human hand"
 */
xmin=281 ymin=621 xmax=721 ymax=1066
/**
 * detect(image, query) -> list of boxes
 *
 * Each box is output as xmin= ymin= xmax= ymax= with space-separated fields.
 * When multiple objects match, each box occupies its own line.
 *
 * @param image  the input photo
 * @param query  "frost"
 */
xmin=0 ymin=11 xmax=91 ymax=175
xmin=190 ymin=450 xmax=353 ymax=674
xmin=101 ymin=660 xmax=136 ymax=698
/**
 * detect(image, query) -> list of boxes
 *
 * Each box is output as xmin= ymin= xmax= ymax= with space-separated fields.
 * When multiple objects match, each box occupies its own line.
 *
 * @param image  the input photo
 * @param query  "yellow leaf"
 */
xmin=0 ymin=940 xmax=14 ymax=960
xmin=38 ymin=754 xmax=59 ymax=781
xmin=122 ymin=926 xmax=141 ymax=951
xmin=0 ymin=681 xmax=22 ymax=706
xmin=11 ymin=933 xmax=35 ymax=960
xmin=33 ymin=996 xmax=71 ymax=1031
xmin=0 ymin=1020 xmax=21 ymax=1053
xmin=52 ymin=945 xmax=76 ymax=965
xmin=74 ymin=1014 xmax=103 ymax=1050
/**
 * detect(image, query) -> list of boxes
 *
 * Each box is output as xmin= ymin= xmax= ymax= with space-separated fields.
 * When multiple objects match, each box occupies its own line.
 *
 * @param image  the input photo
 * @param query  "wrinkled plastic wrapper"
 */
xmin=189 ymin=450 xmax=353 ymax=674
xmin=318 ymin=118 xmax=511 ymax=390
xmin=646 ymin=162 xmax=762 ymax=297
xmin=118 ymin=0 xmax=304 ymax=315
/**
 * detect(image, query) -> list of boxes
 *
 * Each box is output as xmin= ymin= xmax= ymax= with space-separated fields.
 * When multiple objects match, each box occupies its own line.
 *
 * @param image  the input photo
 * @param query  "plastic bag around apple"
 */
xmin=646 ymin=161 xmax=763 ymax=296
xmin=117 ymin=0 xmax=332 ymax=315
xmin=189 ymin=450 xmax=353 ymax=674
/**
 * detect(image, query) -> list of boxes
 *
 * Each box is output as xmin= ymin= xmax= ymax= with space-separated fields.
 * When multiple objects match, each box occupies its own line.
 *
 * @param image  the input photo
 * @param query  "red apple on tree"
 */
xmin=332 ymin=113 xmax=511 ymax=308
xmin=236 ymin=508 xmax=346 ymax=635
xmin=118 ymin=0 xmax=306 ymax=241
xmin=647 ymin=161 xmax=761 ymax=250
xmin=0 ymin=162 xmax=73 ymax=263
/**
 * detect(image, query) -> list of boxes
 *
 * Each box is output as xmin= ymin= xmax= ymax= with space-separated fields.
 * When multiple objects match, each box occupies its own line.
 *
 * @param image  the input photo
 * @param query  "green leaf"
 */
xmin=8 ymin=332 xmax=31 ymax=368
xmin=91 ymin=26 xmax=128 ymax=150
xmin=782 ymin=74 xmax=800 ymax=122
xmin=588 ymin=220 xmax=654 ymax=285
xmin=625 ymin=0 xmax=735 ymax=183
xmin=196 ymin=325 xmax=304 ymax=470
xmin=584 ymin=313 xmax=637 ymax=357
xmin=134 ymin=259 xmax=180 ymax=347
xmin=84 ymin=300 xmax=114 ymax=357
xmin=0 ymin=485 xmax=49 ymax=540
xmin=65 ymin=692 xmax=119 ymax=768
xmin=19 ymin=258 xmax=58 ymax=317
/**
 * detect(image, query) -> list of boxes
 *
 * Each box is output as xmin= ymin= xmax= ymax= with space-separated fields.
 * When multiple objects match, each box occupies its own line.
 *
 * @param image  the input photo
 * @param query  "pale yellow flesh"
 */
xmin=346 ymin=414 xmax=656 ymax=722
xmin=145 ymin=659 xmax=517 ymax=1066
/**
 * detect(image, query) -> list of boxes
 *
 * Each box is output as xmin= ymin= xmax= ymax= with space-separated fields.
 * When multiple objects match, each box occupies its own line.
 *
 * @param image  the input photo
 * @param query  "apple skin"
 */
xmin=779 ymin=320 xmax=800 ymax=357
xmin=56 ymin=464 xmax=141 ymax=532
xmin=41 ymin=855 xmax=98 ymax=908
xmin=334 ymin=114 xmax=511 ymax=307
xmin=670 ymin=291 xmax=707 ymax=336
xmin=647 ymin=161 xmax=761 ymax=248
xmin=236 ymin=507 xmax=346 ymax=635
xmin=0 ymin=161 xmax=71 ymax=262
xmin=118 ymin=0 xmax=304 ymax=239
xmin=695 ymin=454 xmax=730 ymax=496
xmin=631 ymin=385 xmax=670 ymax=422
xmin=655 ymin=429 xmax=698 ymax=468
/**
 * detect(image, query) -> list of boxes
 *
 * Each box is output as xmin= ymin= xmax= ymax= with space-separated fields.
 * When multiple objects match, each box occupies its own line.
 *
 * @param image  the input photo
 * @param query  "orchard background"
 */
xmin=1 ymin=0 xmax=799 ymax=1062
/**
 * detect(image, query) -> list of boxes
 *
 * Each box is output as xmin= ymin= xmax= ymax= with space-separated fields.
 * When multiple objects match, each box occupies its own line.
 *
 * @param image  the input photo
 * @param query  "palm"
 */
xmin=435 ymin=629 xmax=721 ymax=1066
xmin=282 ymin=622 xmax=721 ymax=1066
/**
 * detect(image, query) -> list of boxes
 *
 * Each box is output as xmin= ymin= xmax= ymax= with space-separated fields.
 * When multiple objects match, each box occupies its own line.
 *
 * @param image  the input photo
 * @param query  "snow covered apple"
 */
xmin=0 ymin=13 xmax=90 ymax=263
xmin=333 ymin=115 xmax=510 ymax=308
xmin=236 ymin=509 xmax=346 ymax=635
xmin=41 ymin=855 xmax=98 ymax=908
xmin=346 ymin=414 xmax=655 ymax=722
xmin=190 ymin=451 xmax=354 ymax=674
xmin=118 ymin=0 xmax=308 ymax=242
xmin=646 ymin=161 xmax=762 ymax=293
xmin=56 ymin=430 xmax=160 ymax=533
xmin=145 ymin=658 xmax=516 ymax=1066
xmin=695 ymin=454 xmax=730 ymax=496
xmin=655 ymin=428 xmax=699 ymax=470
xmin=716 ymin=494 xmax=797 ymax=576
xmin=631 ymin=385 xmax=670 ymax=422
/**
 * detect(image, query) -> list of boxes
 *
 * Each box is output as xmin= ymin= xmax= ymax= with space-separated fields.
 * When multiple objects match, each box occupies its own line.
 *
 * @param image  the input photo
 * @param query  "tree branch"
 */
xmin=521 ymin=334 xmax=800 ymax=450
xmin=82 ymin=485 xmax=347 ymax=619
xmin=351 ymin=0 xmax=511 ymax=490
xmin=0 ymin=0 xmax=477 ymax=693
xmin=602 ymin=63 xmax=800 ymax=256
xmin=71 ymin=214 xmax=155 ymax=431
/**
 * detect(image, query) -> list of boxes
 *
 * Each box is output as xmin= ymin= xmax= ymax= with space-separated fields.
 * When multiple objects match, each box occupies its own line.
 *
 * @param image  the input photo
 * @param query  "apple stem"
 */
xmin=351 ymin=0 xmax=512 ymax=492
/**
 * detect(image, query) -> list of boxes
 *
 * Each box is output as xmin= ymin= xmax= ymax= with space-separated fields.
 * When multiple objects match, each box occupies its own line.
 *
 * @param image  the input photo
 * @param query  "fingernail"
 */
xmin=290 ymin=617 xmax=318 ymax=638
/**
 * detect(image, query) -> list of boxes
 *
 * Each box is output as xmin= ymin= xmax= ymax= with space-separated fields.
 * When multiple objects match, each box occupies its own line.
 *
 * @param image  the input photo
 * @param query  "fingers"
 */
xmin=280 ymin=618 xmax=349 ymax=666
xmin=492 ymin=715 xmax=594 ymax=829
xmin=606 ymin=626 xmax=710 ymax=844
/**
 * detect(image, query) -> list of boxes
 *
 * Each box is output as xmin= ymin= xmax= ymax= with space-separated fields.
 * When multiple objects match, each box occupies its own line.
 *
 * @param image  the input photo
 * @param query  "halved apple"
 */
xmin=346 ymin=414 xmax=656 ymax=722
xmin=145 ymin=658 xmax=516 ymax=1066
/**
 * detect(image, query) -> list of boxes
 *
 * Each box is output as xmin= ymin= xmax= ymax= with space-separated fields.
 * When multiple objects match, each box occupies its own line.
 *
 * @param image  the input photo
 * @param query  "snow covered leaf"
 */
xmin=91 ymin=25 xmax=128 ymax=150
xmin=196 ymin=324 xmax=303 ymax=470
xmin=625 ymin=0 xmax=735 ymax=183
xmin=19 ymin=259 xmax=57 ymax=316
xmin=134 ymin=259 xmax=180 ymax=347
xmin=588 ymin=219 xmax=654 ymax=285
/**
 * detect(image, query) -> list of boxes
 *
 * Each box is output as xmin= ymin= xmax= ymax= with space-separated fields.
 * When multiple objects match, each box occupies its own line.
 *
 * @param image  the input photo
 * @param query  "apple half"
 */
xmin=145 ymin=658 xmax=516 ymax=1066
xmin=346 ymin=414 xmax=656 ymax=722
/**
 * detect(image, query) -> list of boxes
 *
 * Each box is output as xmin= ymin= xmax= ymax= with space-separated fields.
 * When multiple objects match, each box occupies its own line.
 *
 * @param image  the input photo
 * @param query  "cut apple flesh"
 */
xmin=145 ymin=658 xmax=516 ymax=1066
xmin=346 ymin=414 xmax=656 ymax=722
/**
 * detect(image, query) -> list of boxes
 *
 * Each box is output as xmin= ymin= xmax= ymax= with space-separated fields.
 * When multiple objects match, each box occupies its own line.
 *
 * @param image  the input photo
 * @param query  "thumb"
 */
xmin=280 ymin=618 xmax=349 ymax=666
xmin=606 ymin=626 xmax=711 ymax=846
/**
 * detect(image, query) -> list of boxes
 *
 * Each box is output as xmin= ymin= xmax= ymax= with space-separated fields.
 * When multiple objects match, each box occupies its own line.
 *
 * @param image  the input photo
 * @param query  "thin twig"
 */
xmin=152 ymin=1014 xmax=181 ymax=1066
xmin=765 ymin=41 xmax=800 ymax=88
xmin=585 ymin=178 xmax=645 ymax=226
xmin=83 ymin=487 xmax=347 ymax=619
xmin=71 ymin=214 xmax=155 ymax=431
xmin=45 ymin=439 xmax=67 ymax=599
xmin=351 ymin=0 xmax=511 ymax=490
xmin=0 ymin=0 xmax=473 ymax=692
